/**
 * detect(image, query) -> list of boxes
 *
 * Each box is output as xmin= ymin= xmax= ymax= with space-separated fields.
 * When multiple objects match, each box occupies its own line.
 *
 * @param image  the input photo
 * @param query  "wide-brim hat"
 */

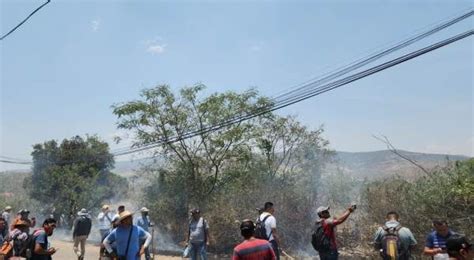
xmin=5 ymin=206 xmax=12 ymax=211
xmin=13 ymin=219 xmax=29 ymax=228
xmin=140 ymin=207 xmax=149 ymax=213
xmin=118 ymin=210 xmax=133 ymax=222
xmin=102 ymin=204 xmax=110 ymax=210
xmin=190 ymin=208 xmax=200 ymax=215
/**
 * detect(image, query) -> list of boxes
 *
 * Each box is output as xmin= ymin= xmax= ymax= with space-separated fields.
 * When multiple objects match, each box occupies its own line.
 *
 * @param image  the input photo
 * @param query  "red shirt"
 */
xmin=232 ymin=238 xmax=276 ymax=260
xmin=321 ymin=218 xmax=342 ymax=250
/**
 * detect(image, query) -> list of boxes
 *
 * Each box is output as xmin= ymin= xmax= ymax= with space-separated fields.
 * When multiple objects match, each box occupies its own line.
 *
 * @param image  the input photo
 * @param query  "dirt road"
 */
xmin=50 ymin=239 xmax=181 ymax=260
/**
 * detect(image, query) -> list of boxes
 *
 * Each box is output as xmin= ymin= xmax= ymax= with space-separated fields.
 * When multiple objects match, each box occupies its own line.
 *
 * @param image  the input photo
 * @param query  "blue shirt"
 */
xmin=105 ymin=225 xmax=147 ymax=260
xmin=31 ymin=229 xmax=51 ymax=260
xmin=135 ymin=215 xmax=150 ymax=232
xmin=425 ymin=230 xmax=454 ymax=249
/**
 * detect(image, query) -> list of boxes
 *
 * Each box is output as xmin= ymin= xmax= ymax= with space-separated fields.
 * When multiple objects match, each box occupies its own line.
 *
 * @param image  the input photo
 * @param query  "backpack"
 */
xmin=311 ymin=220 xmax=331 ymax=252
xmin=254 ymin=215 xmax=272 ymax=240
xmin=18 ymin=229 xmax=42 ymax=258
xmin=381 ymin=224 xmax=402 ymax=260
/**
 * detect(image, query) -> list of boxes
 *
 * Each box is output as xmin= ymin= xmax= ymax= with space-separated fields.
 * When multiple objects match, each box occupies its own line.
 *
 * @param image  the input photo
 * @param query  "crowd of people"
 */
xmin=0 ymin=203 xmax=472 ymax=260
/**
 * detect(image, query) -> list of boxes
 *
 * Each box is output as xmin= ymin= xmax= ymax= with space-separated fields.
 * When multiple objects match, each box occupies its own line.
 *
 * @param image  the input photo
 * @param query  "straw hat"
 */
xmin=13 ymin=219 xmax=29 ymax=228
xmin=118 ymin=210 xmax=133 ymax=222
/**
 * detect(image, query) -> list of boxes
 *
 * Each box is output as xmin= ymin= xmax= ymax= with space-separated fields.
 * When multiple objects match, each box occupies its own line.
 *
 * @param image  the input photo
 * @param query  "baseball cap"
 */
xmin=316 ymin=206 xmax=330 ymax=214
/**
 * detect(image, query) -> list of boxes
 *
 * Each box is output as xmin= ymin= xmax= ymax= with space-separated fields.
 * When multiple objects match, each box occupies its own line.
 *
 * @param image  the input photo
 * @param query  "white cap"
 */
xmin=316 ymin=206 xmax=330 ymax=214
xmin=140 ymin=207 xmax=149 ymax=212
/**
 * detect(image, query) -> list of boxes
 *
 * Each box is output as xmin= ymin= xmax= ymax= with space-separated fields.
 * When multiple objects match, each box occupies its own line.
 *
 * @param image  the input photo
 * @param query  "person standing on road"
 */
xmin=185 ymin=208 xmax=210 ymax=260
xmin=135 ymin=207 xmax=153 ymax=260
xmin=72 ymin=208 xmax=92 ymax=260
xmin=97 ymin=205 xmax=114 ymax=240
xmin=31 ymin=218 xmax=57 ymax=260
xmin=258 ymin=202 xmax=280 ymax=260
xmin=103 ymin=211 xmax=152 ymax=260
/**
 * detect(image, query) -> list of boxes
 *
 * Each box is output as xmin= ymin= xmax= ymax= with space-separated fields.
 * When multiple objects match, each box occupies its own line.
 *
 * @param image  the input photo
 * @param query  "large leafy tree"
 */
xmin=113 ymin=84 xmax=271 ymax=203
xmin=24 ymin=135 xmax=127 ymax=227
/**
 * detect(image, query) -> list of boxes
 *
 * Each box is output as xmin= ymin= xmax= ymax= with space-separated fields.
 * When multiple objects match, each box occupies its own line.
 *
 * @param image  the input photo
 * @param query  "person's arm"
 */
xmin=373 ymin=227 xmax=383 ymax=250
xmin=205 ymin=220 xmax=210 ymax=246
xmin=33 ymin=233 xmax=56 ymax=256
xmin=424 ymin=246 xmax=443 ymax=255
xmin=103 ymin=231 xmax=115 ymax=254
xmin=269 ymin=217 xmax=280 ymax=246
xmin=72 ymin=218 xmax=79 ymax=238
xmin=408 ymin=230 xmax=417 ymax=252
xmin=423 ymin=234 xmax=437 ymax=255
xmin=333 ymin=206 xmax=355 ymax=226
xmin=138 ymin=229 xmax=152 ymax=256
xmin=86 ymin=219 xmax=92 ymax=237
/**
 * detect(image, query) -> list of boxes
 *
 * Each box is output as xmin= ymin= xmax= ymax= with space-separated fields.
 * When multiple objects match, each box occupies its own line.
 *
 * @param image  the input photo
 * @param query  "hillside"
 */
xmin=2 ymin=150 xmax=470 ymax=179
xmin=333 ymin=150 xmax=469 ymax=178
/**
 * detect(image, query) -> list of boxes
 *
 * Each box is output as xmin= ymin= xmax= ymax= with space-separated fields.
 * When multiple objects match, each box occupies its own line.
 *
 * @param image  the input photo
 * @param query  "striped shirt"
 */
xmin=425 ymin=230 xmax=454 ymax=249
xmin=232 ymin=238 xmax=276 ymax=260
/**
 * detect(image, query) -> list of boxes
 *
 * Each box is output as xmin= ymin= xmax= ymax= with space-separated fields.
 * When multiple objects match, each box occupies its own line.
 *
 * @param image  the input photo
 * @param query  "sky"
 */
xmin=1 ymin=0 xmax=472 ymax=171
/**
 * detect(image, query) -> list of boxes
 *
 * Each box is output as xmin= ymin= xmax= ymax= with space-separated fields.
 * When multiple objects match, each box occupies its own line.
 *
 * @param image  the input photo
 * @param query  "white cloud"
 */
xmin=143 ymin=37 xmax=167 ymax=55
xmin=91 ymin=19 xmax=100 ymax=32
xmin=146 ymin=44 xmax=166 ymax=55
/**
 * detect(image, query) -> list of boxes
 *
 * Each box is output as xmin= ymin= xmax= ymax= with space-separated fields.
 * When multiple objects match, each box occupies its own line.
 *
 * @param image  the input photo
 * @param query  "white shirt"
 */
xmin=259 ymin=212 xmax=276 ymax=241
xmin=97 ymin=211 xmax=114 ymax=230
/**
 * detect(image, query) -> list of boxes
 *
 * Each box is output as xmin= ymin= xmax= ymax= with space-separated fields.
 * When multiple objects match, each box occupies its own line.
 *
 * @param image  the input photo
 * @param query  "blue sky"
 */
xmin=1 ymin=0 xmax=472 ymax=170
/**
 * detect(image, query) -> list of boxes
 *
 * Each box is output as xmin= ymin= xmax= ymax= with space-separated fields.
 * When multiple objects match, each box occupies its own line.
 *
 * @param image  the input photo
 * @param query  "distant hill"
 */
xmin=333 ymin=150 xmax=470 ymax=178
xmin=2 ymin=150 xmax=469 ymax=179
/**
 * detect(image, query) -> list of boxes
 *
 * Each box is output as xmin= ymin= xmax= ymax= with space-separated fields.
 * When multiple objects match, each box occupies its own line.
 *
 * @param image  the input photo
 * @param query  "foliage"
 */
xmin=23 ymin=135 xmax=127 ymax=227
xmin=363 ymin=158 xmax=474 ymax=253
xmin=115 ymin=85 xmax=333 ymax=252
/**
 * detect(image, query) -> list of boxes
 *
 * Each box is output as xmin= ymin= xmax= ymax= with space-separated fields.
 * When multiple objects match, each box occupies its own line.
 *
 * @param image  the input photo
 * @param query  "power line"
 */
xmin=118 ymin=9 xmax=472 ymax=156
xmin=0 ymin=0 xmax=51 ymax=41
xmin=3 ymin=30 xmax=472 ymax=163
xmin=113 ymin=30 xmax=473 ymax=156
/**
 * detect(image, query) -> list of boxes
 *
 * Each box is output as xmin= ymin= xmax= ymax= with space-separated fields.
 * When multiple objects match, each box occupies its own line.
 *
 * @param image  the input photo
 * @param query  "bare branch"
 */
xmin=372 ymin=135 xmax=430 ymax=174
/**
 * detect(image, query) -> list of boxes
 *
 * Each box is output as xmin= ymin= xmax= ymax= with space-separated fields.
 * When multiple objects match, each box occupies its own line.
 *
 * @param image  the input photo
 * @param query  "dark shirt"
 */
xmin=73 ymin=215 xmax=92 ymax=237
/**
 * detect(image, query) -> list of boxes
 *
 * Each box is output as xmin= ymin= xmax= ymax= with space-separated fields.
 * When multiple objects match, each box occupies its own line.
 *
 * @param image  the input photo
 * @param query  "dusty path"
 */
xmin=50 ymin=239 xmax=182 ymax=260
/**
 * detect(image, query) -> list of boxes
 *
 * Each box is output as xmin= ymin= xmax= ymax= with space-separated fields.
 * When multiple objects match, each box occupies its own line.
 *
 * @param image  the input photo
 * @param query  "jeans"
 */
xmin=319 ymin=250 xmax=339 ymax=260
xmin=189 ymin=241 xmax=208 ymax=260
xmin=270 ymin=240 xmax=280 ymax=260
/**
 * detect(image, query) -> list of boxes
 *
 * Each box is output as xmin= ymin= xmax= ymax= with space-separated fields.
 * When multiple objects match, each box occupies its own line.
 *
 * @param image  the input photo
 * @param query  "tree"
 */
xmin=24 ymin=135 xmax=127 ymax=227
xmin=114 ymin=85 xmax=335 ymax=251
xmin=113 ymin=84 xmax=271 ymax=205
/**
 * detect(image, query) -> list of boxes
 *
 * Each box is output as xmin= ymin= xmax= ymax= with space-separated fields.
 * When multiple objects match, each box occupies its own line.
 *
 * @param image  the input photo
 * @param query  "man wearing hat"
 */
xmin=135 ymin=207 xmax=152 ymax=260
xmin=103 ymin=210 xmax=152 ymax=260
xmin=446 ymin=234 xmax=473 ymax=260
xmin=13 ymin=209 xmax=35 ymax=232
xmin=10 ymin=218 xmax=30 ymax=257
xmin=97 ymin=204 xmax=114 ymax=240
xmin=72 ymin=208 xmax=92 ymax=260
xmin=185 ymin=208 xmax=210 ymax=260
xmin=1 ymin=206 xmax=12 ymax=224
xmin=233 ymin=219 xmax=276 ymax=260
xmin=315 ymin=204 xmax=356 ymax=260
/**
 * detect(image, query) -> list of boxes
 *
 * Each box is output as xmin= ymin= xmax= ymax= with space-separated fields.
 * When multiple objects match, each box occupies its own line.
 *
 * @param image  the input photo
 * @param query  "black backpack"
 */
xmin=380 ymin=224 xmax=402 ymax=260
xmin=254 ymin=215 xmax=271 ymax=240
xmin=311 ymin=220 xmax=331 ymax=252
